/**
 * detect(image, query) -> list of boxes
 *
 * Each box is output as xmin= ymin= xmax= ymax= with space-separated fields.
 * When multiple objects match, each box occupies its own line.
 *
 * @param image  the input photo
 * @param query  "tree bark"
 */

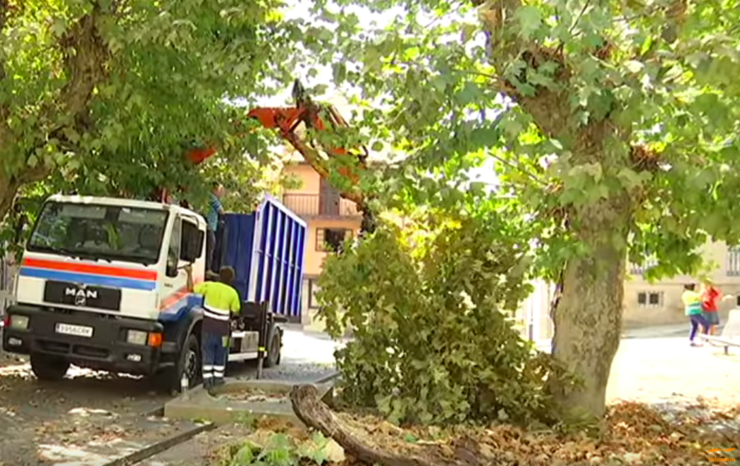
xmin=549 ymin=202 xmax=629 ymax=419
xmin=0 ymin=3 xmax=109 ymax=227
xmin=290 ymin=384 xmax=485 ymax=466
xmin=0 ymin=181 xmax=16 ymax=228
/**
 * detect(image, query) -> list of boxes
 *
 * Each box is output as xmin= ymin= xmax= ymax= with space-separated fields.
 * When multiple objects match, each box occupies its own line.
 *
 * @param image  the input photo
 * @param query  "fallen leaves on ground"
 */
xmin=219 ymin=400 xmax=739 ymax=465
xmin=341 ymin=400 xmax=739 ymax=465
xmin=218 ymin=388 xmax=288 ymax=403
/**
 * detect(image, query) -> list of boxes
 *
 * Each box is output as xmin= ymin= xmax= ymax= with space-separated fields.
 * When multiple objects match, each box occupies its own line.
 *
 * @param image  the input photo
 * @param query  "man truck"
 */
xmin=1 ymin=194 xmax=306 ymax=391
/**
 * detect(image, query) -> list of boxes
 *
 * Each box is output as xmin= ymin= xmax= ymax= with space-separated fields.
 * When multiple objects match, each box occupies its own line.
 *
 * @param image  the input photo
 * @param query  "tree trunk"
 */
xmin=0 ymin=176 xmax=19 ymax=228
xmin=290 ymin=385 xmax=489 ymax=466
xmin=359 ymin=202 xmax=377 ymax=236
xmin=549 ymin=204 xmax=629 ymax=419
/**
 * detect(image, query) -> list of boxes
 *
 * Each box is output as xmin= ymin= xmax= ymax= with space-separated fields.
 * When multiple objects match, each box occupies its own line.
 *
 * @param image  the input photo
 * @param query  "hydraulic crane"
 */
xmin=161 ymin=79 xmax=374 ymax=231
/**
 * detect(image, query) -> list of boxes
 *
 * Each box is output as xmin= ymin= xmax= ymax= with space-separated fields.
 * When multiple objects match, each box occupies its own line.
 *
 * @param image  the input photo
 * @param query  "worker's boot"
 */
xmin=207 ymin=378 xmax=223 ymax=396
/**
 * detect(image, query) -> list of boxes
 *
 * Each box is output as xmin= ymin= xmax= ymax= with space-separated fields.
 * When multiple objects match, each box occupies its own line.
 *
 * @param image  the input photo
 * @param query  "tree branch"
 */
xmin=25 ymin=0 xmax=111 ymax=175
xmin=0 ymin=0 xmax=11 ymax=145
xmin=290 ymin=385 xmax=481 ymax=466
xmin=568 ymin=0 xmax=592 ymax=35
xmin=0 ymin=0 xmax=8 ymax=82
xmin=282 ymin=130 xmax=365 ymax=206
xmin=54 ymin=1 xmax=109 ymax=136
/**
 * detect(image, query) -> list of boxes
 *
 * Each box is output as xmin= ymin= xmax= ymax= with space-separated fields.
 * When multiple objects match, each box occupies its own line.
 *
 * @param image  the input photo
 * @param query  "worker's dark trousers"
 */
xmin=202 ymin=332 xmax=227 ymax=387
xmin=205 ymin=228 xmax=216 ymax=273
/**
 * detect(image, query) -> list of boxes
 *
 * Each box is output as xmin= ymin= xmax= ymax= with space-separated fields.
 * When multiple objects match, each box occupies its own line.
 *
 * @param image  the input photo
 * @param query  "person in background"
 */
xmin=701 ymin=280 xmax=721 ymax=336
xmin=185 ymin=264 xmax=241 ymax=390
xmin=682 ymin=283 xmax=709 ymax=346
xmin=206 ymin=182 xmax=225 ymax=273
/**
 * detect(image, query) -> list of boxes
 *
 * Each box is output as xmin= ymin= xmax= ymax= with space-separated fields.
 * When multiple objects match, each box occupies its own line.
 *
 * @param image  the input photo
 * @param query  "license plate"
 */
xmin=55 ymin=323 xmax=93 ymax=338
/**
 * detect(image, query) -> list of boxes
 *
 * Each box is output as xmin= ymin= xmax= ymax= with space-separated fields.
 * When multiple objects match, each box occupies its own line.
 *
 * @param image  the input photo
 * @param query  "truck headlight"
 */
xmin=10 ymin=315 xmax=29 ymax=330
xmin=126 ymin=330 xmax=148 ymax=345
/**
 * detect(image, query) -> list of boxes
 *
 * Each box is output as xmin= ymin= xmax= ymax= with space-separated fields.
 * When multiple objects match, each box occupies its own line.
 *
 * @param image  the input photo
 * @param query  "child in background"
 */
xmin=682 ymin=283 xmax=709 ymax=346
xmin=701 ymin=280 xmax=721 ymax=336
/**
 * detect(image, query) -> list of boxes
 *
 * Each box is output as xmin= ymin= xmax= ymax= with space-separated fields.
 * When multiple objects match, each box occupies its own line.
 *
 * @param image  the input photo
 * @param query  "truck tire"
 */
xmin=158 ymin=334 xmax=201 ymax=392
xmin=30 ymin=354 xmax=70 ymax=381
xmin=264 ymin=331 xmax=281 ymax=368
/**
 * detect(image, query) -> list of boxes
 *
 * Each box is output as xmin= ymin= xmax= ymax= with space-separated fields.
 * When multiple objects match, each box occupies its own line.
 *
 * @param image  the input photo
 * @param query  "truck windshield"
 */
xmin=27 ymin=201 xmax=169 ymax=265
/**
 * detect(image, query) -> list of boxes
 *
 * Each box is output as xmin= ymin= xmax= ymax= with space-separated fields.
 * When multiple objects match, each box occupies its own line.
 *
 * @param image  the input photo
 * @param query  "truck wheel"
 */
xmin=30 ymin=354 xmax=70 ymax=381
xmin=159 ymin=334 xmax=201 ymax=393
xmin=178 ymin=334 xmax=201 ymax=389
xmin=264 ymin=331 xmax=281 ymax=368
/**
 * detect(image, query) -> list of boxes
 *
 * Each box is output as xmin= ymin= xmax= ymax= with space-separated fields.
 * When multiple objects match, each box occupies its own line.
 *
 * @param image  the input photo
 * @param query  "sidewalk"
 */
xmin=621 ymin=323 xmax=690 ymax=339
xmin=288 ymin=322 xmax=697 ymax=343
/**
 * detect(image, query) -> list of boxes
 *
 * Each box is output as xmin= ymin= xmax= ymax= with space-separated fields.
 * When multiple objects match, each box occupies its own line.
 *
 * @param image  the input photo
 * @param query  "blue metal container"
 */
xmin=220 ymin=195 xmax=306 ymax=322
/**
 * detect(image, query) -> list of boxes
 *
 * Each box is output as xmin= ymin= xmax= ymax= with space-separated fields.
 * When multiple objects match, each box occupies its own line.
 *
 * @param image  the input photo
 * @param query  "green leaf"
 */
xmin=514 ymin=6 xmax=542 ymax=39
xmin=229 ymin=445 xmax=254 ymax=466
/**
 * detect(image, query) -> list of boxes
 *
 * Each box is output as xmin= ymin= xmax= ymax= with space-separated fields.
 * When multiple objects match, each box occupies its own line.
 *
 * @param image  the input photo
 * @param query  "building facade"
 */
xmin=279 ymin=162 xmax=363 ymax=326
xmin=623 ymin=241 xmax=740 ymax=328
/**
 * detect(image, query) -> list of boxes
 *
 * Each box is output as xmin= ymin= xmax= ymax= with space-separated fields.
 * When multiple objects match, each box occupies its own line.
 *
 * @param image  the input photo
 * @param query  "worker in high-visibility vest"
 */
xmin=185 ymin=265 xmax=241 ymax=389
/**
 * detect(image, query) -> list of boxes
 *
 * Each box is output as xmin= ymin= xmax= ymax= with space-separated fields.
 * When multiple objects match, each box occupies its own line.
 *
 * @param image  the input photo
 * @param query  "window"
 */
xmin=316 ymin=228 xmax=353 ymax=252
xmin=728 ymin=247 xmax=740 ymax=276
xmin=166 ymin=216 xmax=182 ymax=277
xmin=180 ymin=217 xmax=204 ymax=261
xmin=27 ymin=201 xmax=168 ymax=265
xmin=637 ymin=291 xmax=663 ymax=307
xmin=308 ymin=279 xmax=321 ymax=309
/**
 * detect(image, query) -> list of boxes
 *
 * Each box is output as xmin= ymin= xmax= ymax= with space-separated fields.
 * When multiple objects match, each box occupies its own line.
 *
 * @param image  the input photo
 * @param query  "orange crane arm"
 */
xmin=165 ymin=80 xmax=369 ymax=208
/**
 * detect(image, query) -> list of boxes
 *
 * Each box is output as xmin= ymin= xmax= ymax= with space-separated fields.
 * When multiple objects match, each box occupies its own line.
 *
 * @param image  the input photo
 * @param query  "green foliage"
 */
xmin=303 ymin=0 xmax=740 ymax=280
xmin=0 ymin=0 xmax=307 ymax=224
xmin=223 ymin=432 xmax=332 ymax=466
xmin=287 ymin=0 xmax=740 ymax=416
xmin=318 ymin=213 xmax=573 ymax=426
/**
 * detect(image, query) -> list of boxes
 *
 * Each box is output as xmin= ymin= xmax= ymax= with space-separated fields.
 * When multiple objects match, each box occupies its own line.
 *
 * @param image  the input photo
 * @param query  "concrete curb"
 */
xmin=101 ymin=421 xmax=215 ymax=466
xmin=163 ymin=378 xmax=335 ymax=426
xmin=314 ymin=371 xmax=340 ymax=385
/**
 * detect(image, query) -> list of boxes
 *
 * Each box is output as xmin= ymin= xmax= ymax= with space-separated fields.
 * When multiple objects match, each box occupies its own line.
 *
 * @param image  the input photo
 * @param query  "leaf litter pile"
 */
xmin=218 ymin=388 xmax=288 ymax=403
xmin=218 ymin=400 xmax=739 ymax=465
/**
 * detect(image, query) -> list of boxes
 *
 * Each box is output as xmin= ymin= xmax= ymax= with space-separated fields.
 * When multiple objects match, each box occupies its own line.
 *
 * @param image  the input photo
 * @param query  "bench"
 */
xmin=699 ymin=335 xmax=740 ymax=355
xmin=699 ymin=309 xmax=740 ymax=355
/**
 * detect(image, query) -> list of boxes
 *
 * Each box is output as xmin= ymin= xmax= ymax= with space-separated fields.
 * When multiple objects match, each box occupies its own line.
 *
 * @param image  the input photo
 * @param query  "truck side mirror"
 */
xmin=180 ymin=222 xmax=204 ymax=263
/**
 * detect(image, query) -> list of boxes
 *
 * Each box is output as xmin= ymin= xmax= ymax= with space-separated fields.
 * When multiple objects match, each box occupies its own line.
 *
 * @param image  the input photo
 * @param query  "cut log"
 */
xmin=289 ymin=384 xmax=486 ymax=466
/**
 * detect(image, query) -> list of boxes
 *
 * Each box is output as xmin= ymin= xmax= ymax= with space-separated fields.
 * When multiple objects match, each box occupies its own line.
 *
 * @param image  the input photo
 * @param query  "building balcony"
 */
xmin=281 ymin=193 xmax=361 ymax=219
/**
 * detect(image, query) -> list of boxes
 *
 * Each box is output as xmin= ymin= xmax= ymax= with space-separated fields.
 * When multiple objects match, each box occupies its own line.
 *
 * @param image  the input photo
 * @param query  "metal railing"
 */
xmin=629 ymin=257 xmax=658 ymax=276
xmin=281 ymin=193 xmax=361 ymax=218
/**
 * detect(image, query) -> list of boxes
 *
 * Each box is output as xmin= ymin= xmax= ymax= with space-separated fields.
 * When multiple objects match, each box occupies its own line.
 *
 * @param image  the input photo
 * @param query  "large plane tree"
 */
xmin=309 ymin=0 xmax=740 ymax=419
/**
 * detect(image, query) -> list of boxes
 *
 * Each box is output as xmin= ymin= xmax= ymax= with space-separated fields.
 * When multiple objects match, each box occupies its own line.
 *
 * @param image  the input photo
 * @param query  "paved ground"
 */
xmin=147 ymin=334 xmax=740 ymax=466
xmin=1 ymin=327 xmax=738 ymax=465
xmin=607 ymin=336 xmax=740 ymax=404
xmin=0 ymin=329 xmax=341 ymax=465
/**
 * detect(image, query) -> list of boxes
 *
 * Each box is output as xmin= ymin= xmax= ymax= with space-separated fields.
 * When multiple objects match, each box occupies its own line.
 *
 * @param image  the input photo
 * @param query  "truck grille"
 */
xmin=37 ymin=339 xmax=110 ymax=359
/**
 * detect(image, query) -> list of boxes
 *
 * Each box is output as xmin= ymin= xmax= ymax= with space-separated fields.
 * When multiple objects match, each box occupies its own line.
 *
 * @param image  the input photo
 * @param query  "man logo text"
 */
xmin=65 ymin=288 xmax=97 ymax=306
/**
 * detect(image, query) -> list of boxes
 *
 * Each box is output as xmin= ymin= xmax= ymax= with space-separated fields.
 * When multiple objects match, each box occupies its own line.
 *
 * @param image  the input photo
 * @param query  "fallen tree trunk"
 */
xmin=289 ymin=384 xmax=485 ymax=466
